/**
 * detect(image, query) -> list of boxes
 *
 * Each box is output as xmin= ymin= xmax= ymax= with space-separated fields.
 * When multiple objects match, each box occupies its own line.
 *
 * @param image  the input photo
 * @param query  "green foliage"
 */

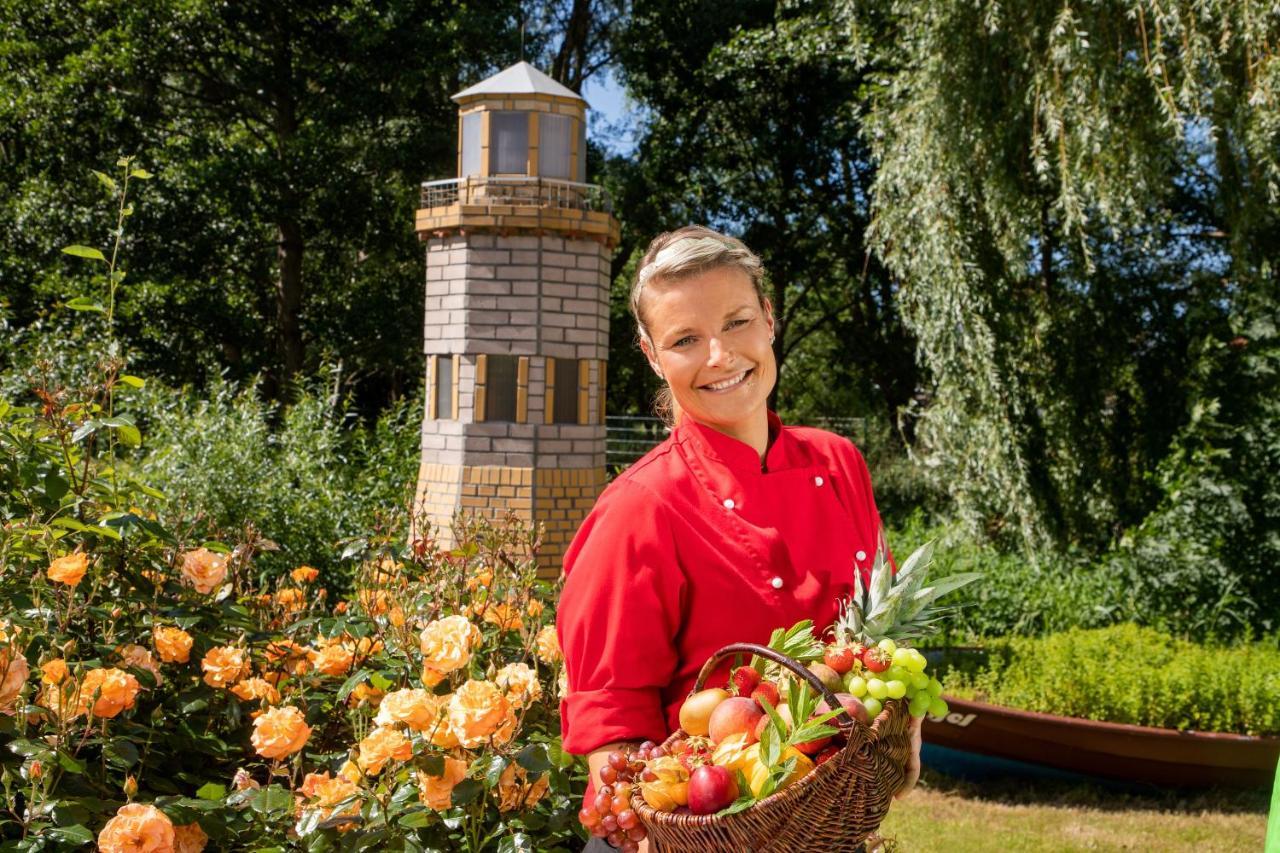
xmin=131 ymin=374 xmax=421 ymax=588
xmin=940 ymin=625 xmax=1280 ymax=736
xmin=862 ymin=0 xmax=1280 ymax=559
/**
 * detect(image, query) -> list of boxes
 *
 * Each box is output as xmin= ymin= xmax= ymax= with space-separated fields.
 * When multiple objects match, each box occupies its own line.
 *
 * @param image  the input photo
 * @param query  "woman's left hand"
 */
xmin=894 ymin=715 xmax=924 ymax=799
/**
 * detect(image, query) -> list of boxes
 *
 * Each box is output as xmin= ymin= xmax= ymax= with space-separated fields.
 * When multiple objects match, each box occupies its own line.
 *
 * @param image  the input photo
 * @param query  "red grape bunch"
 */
xmin=578 ymin=742 xmax=660 ymax=851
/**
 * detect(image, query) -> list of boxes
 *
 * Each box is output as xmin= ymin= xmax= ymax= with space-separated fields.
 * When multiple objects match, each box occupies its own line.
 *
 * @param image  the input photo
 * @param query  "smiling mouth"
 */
xmin=701 ymin=368 xmax=753 ymax=392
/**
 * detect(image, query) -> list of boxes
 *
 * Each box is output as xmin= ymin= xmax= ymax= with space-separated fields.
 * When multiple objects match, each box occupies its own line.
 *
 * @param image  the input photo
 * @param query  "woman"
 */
xmin=557 ymin=226 xmax=922 ymax=851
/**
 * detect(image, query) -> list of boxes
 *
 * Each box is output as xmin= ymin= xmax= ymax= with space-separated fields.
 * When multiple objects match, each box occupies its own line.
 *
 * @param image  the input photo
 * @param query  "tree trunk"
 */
xmin=276 ymin=216 xmax=305 ymax=385
xmin=551 ymin=0 xmax=593 ymax=91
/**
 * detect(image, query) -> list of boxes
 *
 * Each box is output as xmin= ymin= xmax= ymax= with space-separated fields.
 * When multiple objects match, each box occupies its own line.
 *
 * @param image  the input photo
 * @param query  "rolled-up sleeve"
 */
xmin=556 ymin=479 xmax=685 ymax=755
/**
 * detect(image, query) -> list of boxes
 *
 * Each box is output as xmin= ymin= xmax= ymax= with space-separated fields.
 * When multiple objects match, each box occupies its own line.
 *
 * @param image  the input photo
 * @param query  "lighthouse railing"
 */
xmin=421 ymin=176 xmax=613 ymax=214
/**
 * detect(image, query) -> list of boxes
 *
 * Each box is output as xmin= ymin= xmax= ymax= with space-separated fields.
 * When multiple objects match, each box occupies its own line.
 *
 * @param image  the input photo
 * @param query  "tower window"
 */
xmin=434 ymin=355 xmax=454 ymax=419
xmin=491 ymin=112 xmax=529 ymax=175
xmin=485 ymin=355 xmax=518 ymax=422
xmin=461 ymin=112 xmax=481 ymax=177
xmin=539 ymin=114 xmax=572 ymax=179
xmin=553 ymin=357 xmax=580 ymax=424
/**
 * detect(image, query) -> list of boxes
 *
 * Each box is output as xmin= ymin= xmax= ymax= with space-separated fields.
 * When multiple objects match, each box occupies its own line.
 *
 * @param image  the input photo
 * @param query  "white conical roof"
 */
xmin=452 ymin=61 xmax=586 ymax=103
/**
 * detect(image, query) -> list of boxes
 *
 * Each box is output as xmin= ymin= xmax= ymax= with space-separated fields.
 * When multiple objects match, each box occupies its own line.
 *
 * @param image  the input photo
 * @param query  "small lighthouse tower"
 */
xmin=413 ymin=62 xmax=620 ymax=575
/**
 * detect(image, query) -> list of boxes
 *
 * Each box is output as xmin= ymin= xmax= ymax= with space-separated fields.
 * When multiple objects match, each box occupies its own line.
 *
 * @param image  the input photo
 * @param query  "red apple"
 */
xmin=687 ymin=764 xmax=739 ymax=814
xmin=708 ymin=697 xmax=764 ymax=744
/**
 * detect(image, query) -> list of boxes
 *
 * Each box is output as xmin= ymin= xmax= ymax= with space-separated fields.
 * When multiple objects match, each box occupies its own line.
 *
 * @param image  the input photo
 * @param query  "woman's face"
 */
xmin=639 ymin=265 xmax=776 ymax=439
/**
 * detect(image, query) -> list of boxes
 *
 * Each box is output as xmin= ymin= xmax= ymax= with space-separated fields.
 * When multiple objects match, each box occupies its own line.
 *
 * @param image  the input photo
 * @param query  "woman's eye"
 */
xmin=672 ymin=336 xmax=695 ymax=348
xmin=728 ymin=318 xmax=750 ymax=330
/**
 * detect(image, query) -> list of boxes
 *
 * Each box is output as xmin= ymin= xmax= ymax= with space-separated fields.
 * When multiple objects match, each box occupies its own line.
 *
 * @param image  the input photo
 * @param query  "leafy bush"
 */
xmin=890 ymin=513 xmax=1131 ymax=642
xmin=132 ymin=374 xmax=421 ymax=588
xmin=939 ymin=625 xmax=1280 ymax=736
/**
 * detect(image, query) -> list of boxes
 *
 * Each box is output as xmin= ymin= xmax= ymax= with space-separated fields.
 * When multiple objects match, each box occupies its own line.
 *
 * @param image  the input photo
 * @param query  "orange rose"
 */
xmin=496 ymin=763 xmax=550 ymax=813
xmin=0 ymin=647 xmax=29 ymax=715
xmin=494 ymin=662 xmax=541 ymax=709
xmin=291 ymin=565 xmax=319 ymax=583
xmin=97 ymin=803 xmax=174 ymax=853
xmin=201 ymin=647 xmax=249 ymax=689
xmin=264 ymin=640 xmax=314 ymax=675
xmin=153 ymin=627 xmax=194 ymax=664
xmin=417 ymin=757 xmax=468 ymax=810
xmin=347 ymin=682 xmax=384 ymax=708
xmin=534 ymin=625 xmax=561 ymax=664
xmin=302 ymin=775 xmax=360 ymax=829
xmin=374 ymin=688 xmax=443 ymax=732
xmin=418 ymin=615 xmax=480 ymax=682
xmin=40 ymin=658 xmax=69 ymax=685
xmin=274 ymin=588 xmax=305 ymax=613
xmin=230 ymin=677 xmax=280 ymax=705
xmin=356 ymin=725 xmax=412 ymax=775
xmin=481 ymin=601 xmax=524 ymax=632
xmin=117 ymin=644 xmax=163 ymax=686
xmin=77 ymin=667 xmax=141 ymax=719
xmin=464 ymin=569 xmax=493 ymax=591
xmin=173 ymin=821 xmax=209 ymax=853
xmin=313 ymin=645 xmax=353 ymax=677
xmin=180 ymin=547 xmax=227 ymax=594
xmin=250 ymin=706 xmax=311 ymax=759
xmin=46 ymin=552 xmax=89 ymax=587
xmin=447 ymin=680 xmax=511 ymax=748
xmin=358 ymin=588 xmax=391 ymax=616
xmin=526 ymin=599 xmax=544 ymax=618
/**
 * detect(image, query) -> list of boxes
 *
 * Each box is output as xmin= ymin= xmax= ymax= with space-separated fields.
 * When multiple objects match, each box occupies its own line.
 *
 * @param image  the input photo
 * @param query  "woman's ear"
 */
xmin=762 ymin=297 xmax=776 ymax=340
xmin=638 ymin=335 xmax=665 ymax=380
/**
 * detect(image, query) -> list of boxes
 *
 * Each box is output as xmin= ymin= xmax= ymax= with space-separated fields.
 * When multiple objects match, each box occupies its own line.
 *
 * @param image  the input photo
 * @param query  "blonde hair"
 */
xmin=630 ymin=226 xmax=769 ymax=426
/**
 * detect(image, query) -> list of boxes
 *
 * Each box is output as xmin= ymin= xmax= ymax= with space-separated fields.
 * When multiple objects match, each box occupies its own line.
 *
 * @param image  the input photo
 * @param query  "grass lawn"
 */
xmin=876 ymin=768 xmax=1270 ymax=852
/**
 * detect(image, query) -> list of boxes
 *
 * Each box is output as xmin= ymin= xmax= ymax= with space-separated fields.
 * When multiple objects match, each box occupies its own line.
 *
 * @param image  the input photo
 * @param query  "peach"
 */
xmin=707 ymin=697 xmax=765 ymax=744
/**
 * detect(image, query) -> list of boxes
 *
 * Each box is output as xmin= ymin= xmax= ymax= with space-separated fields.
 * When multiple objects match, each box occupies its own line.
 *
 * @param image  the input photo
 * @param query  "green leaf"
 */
xmin=496 ymin=833 xmax=534 ymax=853
xmin=514 ymin=743 xmax=552 ymax=773
xmin=397 ymin=809 xmax=432 ymax=829
xmin=118 ymin=375 xmax=146 ymax=388
xmin=250 ymin=785 xmax=294 ymax=814
xmin=335 ymin=668 xmax=370 ymax=702
xmin=104 ymin=738 xmax=139 ymax=769
xmin=130 ymin=167 xmax=154 ymax=180
xmin=196 ymin=782 xmax=226 ymax=801
xmin=46 ymin=825 xmax=94 ymax=845
xmin=62 ymin=245 xmax=106 ymax=262
xmin=92 ymin=170 xmax=117 ymax=191
xmin=56 ymin=751 xmax=84 ymax=774
xmin=64 ymin=296 xmax=106 ymax=313
xmin=450 ymin=778 xmax=483 ymax=807
xmin=43 ymin=472 xmax=69 ymax=501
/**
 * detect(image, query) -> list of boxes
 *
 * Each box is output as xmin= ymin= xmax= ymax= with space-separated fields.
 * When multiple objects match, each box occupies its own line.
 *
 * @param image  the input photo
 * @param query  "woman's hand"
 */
xmin=894 ymin=715 xmax=924 ymax=799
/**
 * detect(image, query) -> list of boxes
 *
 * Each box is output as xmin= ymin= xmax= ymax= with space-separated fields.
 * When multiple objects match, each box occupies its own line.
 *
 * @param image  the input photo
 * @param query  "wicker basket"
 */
xmin=631 ymin=642 xmax=912 ymax=853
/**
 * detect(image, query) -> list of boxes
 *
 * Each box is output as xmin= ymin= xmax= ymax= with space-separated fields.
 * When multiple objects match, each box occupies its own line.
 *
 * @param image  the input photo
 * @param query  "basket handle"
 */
xmin=691 ymin=642 xmax=855 ymax=732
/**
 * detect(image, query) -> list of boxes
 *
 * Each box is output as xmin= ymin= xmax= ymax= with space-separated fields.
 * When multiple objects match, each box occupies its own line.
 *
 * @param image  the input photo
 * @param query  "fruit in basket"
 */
xmin=669 ymin=735 xmax=714 ymax=771
xmin=687 ymin=764 xmax=740 ymax=814
xmin=866 ymin=677 xmax=888 ymax=700
xmin=816 ymin=693 xmax=870 ymax=727
xmin=861 ymin=646 xmax=892 ymax=673
xmin=679 ymin=687 xmax=730 ymax=736
xmin=639 ymin=756 xmax=690 ymax=811
xmin=743 ymin=743 xmax=813 ymax=797
xmin=708 ymin=697 xmax=765 ymax=744
xmin=863 ymin=696 xmax=883 ymax=720
xmin=807 ymin=662 xmax=843 ymax=693
xmin=844 ymin=673 xmax=867 ymax=697
xmin=750 ymin=680 xmax=781 ymax=708
xmin=711 ymin=732 xmax=754 ymax=773
xmin=823 ymin=644 xmax=858 ymax=674
xmin=731 ymin=665 xmax=762 ymax=696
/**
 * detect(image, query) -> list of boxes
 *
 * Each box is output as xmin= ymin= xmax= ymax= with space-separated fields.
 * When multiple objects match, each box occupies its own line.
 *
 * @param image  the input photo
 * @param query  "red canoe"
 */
xmin=922 ymin=695 xmax=1280 ymax=788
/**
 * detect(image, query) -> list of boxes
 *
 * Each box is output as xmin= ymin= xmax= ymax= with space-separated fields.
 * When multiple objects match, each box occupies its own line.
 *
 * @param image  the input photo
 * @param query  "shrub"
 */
xmin=940 ymin=625 xmax=1280 ymax=736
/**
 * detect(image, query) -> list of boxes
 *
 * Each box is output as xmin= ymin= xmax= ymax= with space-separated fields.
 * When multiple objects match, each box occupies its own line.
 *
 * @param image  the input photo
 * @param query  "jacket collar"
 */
xmin=675 ymin=410 xmax=788 ymax=475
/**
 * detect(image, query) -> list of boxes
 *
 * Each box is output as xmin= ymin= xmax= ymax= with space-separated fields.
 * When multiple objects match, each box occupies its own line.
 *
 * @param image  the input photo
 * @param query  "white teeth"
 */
xmin=704 ymin=370 xmax=750 ymax=391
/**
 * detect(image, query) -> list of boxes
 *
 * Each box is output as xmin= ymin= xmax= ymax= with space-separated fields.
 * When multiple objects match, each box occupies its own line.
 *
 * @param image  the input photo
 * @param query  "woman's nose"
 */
xmin=707 ymin=336 xmax=729 ymax=367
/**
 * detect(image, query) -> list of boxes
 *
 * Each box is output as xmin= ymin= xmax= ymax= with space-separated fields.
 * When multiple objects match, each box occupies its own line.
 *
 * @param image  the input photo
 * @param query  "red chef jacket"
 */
xmin=557 ymin=410 xmax=888 ymax=755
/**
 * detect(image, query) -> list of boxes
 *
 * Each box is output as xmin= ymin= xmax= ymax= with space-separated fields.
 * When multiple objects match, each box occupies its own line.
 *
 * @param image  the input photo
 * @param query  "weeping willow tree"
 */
xmin=858 ymin=0 xmax=1279 ymax=576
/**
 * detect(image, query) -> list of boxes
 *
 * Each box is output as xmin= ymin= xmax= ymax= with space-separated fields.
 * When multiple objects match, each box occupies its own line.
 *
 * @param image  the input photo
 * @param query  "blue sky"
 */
xmin=581 ymin=69 xmax=639 ymax=155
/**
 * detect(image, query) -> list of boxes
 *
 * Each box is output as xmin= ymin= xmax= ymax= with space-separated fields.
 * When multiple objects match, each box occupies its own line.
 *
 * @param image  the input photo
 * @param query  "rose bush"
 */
xmin=0 ymin=161 xmax=585 ymax=851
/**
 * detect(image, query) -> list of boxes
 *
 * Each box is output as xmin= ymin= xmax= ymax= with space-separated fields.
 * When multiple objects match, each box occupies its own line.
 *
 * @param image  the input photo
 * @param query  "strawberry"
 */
xmin=731 ymin=665 xmax=762 ymax=697
xmin=670 ymin=735 xmax=714 ymax=772
xmin=823 ymin=644 xmax=857 ymax=675
xmin=750 ymin=680 xmax=780 ymax=709
xmin=861 ymin=645 xmax=892 ymax=673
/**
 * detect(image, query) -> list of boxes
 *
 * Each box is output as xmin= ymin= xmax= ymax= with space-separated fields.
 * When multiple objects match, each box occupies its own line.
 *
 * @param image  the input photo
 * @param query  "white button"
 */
xmin=856 ymin=550 xmax=867 ymax=561
xmin=723 ymin=498 xmax=736 ymax=510
xmin=770 ymin=576 xmax=784 ymax=589
xmin=814 ymin=476 xmax=824 ymax=487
